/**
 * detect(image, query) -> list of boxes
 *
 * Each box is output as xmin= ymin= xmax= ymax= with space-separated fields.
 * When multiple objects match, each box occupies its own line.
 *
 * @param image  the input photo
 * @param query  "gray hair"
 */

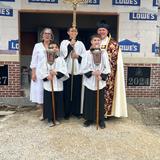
xmin=40 ymin=28 xmax=54 ymax=42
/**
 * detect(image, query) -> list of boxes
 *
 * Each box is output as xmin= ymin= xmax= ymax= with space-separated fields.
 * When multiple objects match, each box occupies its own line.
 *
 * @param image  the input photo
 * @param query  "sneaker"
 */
xmin=39 ymin=114 xmax=44 ymax=121
xmin=99 ymin=121 xmax=106 ymax=129
xmin=83 ymin=120 xmax=92 ymax=127
xmin=55 ymin=121 xmax=60 ymax=125
xmin=48 ymin=122 xmax=55 ymax=127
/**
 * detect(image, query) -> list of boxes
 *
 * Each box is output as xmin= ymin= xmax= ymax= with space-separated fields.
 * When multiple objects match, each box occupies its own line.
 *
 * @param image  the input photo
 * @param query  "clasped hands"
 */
xmin=92 ymin=70 xmax=102 ymax=80
xmin=71 ymin=51 xmax=79 ymax=59
xmin=47 ymin=69 xmax=57 ymax=80
xmin=70 ymin=40 xmax=79 ymax=59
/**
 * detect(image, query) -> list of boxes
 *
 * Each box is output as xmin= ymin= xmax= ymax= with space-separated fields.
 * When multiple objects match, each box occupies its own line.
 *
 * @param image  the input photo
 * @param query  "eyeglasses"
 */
xmin=44 ymin=32 xmax=51 ymax=35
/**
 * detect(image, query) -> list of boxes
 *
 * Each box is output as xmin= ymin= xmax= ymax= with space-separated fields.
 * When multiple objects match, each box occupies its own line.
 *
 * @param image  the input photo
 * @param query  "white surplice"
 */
xmin=38 ymin=57 xmax=69 ymax=92
xmin=60 ymin=40 xmax=86 ymax=75
xmin=81 ymin=50 xmax=111 ymax=91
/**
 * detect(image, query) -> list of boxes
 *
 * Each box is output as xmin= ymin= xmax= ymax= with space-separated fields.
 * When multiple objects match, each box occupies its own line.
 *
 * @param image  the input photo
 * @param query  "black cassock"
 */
xmin=43 ymin=90 xmax=64 ymax=122
xmin=83 ymin=87 xmax=105 ymax=122
xmin=63 ymin=74 xmax=82 ymax=117
xmin=60 ymin=40 xmax=86 ymax=118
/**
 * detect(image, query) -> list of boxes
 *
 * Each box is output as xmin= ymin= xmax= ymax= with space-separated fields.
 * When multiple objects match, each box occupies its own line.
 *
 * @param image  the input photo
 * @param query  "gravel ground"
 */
xmin=0 ymin=105 xmax=160 ymax=160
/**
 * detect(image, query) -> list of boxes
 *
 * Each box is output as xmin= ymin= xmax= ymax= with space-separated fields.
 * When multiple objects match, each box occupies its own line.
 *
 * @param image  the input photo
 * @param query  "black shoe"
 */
xmin=64 ymin=115 xmax=70 ymax=120
xmin=83 ymin=120 xmax=92 ymax=127
xmin=99 ymin=121 xmax=106 ymax=129
xmin=76 ymin=114 xmax=82 ymax=119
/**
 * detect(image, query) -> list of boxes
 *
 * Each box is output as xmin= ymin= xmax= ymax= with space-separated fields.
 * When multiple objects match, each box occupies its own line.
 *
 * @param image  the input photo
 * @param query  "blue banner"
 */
xmin=28 ymin=0 xmax=58 ymax=3
xmin=129 ymin=12 xmax=157 ymax=21
xmin=0 ymin=8 xmax=13 ymax=16
xmin=88 ymin=0 xmax=100 ymax=5
xmin=0 ymin=0 xmax=15 ymax=1
xmin=152 ymin=43 xmax=159 ymax=54
xmin=8 ymin=40 xmax=19 ymax=50
xmin=153 ymin=0 xmax=158 ymax=6
xmin=119 ymin=39 xmax=140 ymax=52
xmin=112 ymin=0 xmax=140 ymax=6
xmin=28 ymin=0 xmax=99 ymax=5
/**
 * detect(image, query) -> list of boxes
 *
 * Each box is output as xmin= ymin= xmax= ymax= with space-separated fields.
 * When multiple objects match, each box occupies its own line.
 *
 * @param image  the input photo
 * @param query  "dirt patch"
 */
xmin=134 ymin=103 xmax=160 ymax=125
xmin=0 ymin=105 xmax=160 ymax=160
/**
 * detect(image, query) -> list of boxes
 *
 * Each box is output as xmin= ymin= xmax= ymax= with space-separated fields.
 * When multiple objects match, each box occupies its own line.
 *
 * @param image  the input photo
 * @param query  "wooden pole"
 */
xmin=70 ymin=57 xmax=74 ymax=101
xmin=50 ymin=79 xmax=56 ymax=125
xmin=96 ymin=77 xmax=99 ymax=130
xmin=70 ymin=2 xmax=77 ymax=101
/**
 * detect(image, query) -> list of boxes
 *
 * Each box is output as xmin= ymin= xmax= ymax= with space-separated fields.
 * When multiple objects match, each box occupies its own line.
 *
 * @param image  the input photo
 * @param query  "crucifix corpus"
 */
xmin=63 ymin=0 xmax=87 ymax=28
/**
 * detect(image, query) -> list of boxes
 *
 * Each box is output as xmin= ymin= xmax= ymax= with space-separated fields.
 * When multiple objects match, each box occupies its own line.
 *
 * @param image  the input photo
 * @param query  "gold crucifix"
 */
xmin=63 ymin=0 xmax=87 ymax=28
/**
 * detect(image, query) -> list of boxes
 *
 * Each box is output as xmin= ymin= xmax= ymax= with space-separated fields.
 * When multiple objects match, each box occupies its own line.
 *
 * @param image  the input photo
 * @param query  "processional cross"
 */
xmin=63 ymin=0 xmax=87 ymax=102
xmin=63 ymin=0 xmax=87 ymax=28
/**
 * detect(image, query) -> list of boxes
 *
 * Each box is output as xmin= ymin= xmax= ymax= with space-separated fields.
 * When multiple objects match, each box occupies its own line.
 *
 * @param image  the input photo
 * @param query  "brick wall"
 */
xmin=0 ymin=61 xmax=159 ymax=98
xmin=124 ymin=63 xmax=160 ymax=98
xmin=0 ymin=61 xmax=21 ymax=97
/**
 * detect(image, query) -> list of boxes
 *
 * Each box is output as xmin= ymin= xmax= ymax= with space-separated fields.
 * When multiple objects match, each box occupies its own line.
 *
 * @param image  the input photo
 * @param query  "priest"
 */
xmin=97 ymin=20 xmax=128 ymax=118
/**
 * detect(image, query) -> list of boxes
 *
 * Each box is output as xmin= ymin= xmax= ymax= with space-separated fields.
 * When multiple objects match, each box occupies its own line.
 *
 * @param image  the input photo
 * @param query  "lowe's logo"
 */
xmin=119 ymin=39 xmax=140 ymax=52
xmin=129 ymin=12 xmax=157 ymax=20
xmin=112 ymin=0 xmax=140 ymax=6
xmin=152 ymin=43 xmax=159 ymax=54
xmin=153 ymin=0 xmax=158 ymax=6
xmin=0 ymin=8 xmax=13 ymax=16
xmin=88 ymin=0 xmax=100 ymax=5
xmin=28 ymin=0 xmax=58 ymax=3
xmin=0 ymin=0 xmax=15 ymax=1
xmin=8 ymin=40 xmax=19 ymax=50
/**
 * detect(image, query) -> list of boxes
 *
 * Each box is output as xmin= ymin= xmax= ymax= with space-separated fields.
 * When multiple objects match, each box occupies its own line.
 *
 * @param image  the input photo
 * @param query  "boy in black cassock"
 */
xmin=81 ymin=34 xmax=111 ymax=129
xmin=39 ymin=42 xmax=69 ymax=127
xmin=60 ymin=27 xmax=86 ymax=119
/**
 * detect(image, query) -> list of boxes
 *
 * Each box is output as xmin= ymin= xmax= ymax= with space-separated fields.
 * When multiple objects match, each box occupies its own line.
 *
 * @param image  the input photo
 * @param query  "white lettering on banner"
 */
xmin=120 ymin=45 xmax=138 ymax=52
xmin=130 ymin=12 xmax=157 ymax=20
xmin=88 ymin=0 xmax=99 ymax=4
xmin=0 ymin=8 xmax=13 ymax=16
xmin=112 ymin=0 xmax=140 ymax=6
xmin=152 ymin=43 xmax=159 ymax=53
xmin=28 ymin=0 xmax=58 ymax=3
xmin=0 ymin=0 xmax=15 ymax=2
xmin=153 ymin=0 xmax=158 ymax=6
xmin=8 ymin=40 xmax=19 ymax=50
xmin=119 ymin=39 xmax=140 ymax=52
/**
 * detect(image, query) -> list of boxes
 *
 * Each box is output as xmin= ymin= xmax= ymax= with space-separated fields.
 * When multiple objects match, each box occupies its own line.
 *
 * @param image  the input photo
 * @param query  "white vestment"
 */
xmin=101 ymin=37 xmax=128 ymax=117
xmin=60 ymin=40 xmax=86 ymax=75
xmin=30 ymin=42 xmax=46 ymax=104
xmin=38 ymin=57 xmax=69 ymax=92
xmin=81 ymin=50 xmax=111 ymax=90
